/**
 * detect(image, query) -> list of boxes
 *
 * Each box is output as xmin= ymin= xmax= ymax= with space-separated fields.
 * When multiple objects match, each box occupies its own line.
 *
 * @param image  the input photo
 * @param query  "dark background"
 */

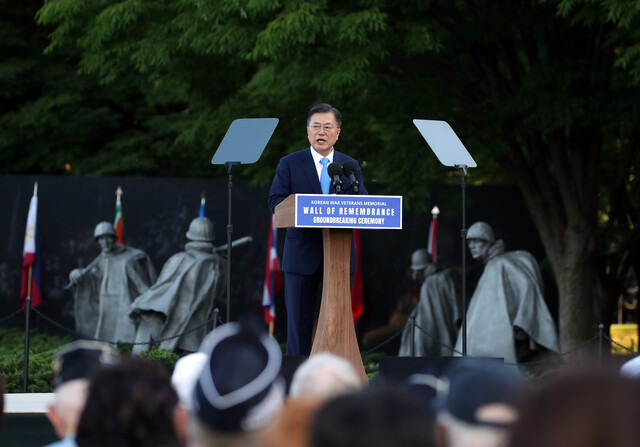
xmin=0 ymin=174 xmax=553 ymax=353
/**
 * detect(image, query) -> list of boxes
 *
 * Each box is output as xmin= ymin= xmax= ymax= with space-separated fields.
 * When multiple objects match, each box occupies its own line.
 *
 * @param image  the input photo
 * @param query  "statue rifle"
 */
xmin=63 ymin=256 xmax=101 ymax=290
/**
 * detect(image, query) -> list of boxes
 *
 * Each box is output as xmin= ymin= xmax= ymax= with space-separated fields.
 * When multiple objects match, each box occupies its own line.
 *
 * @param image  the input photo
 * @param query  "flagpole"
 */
xmin=23 ymin=182 xmax=37 ymax=392
xmin=23 ymin=264 xmax=32 ymax=393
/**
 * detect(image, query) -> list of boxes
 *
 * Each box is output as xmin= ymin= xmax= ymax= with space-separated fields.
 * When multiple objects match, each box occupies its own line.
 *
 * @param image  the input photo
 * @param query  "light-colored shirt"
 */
xmin=43 ymin=435 xmax=77 ymax=447
xmin=309 ymin=147 xmax=334 ymax=181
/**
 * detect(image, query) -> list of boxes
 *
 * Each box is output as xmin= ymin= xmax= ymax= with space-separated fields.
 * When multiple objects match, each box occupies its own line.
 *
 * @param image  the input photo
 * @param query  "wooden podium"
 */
xmin=274 ymin=194 xmax=368 ymax=383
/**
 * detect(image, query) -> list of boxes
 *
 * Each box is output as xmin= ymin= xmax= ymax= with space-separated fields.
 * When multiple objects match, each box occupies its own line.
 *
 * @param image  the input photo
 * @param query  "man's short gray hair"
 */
xmin=289 ymin=352 xmax=363 ymax=399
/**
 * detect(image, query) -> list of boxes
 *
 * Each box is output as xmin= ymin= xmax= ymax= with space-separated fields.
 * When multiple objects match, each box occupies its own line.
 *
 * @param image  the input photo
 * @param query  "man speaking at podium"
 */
xmin=268 ymin=103 xmax=368 ymax=356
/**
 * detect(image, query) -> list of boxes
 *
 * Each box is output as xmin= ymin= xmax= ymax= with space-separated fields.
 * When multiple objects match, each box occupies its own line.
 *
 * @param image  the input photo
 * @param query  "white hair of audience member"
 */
xmin=620 ymin=355 xmax=640 ymax=378
xmin=436 ymin=412 xmax=510 ymax=447
xmin=289 ymin=352 xmax=363 ymax=399
xmin=171 ymin=352 xmax=209 ymax=410
xmin=47 ymin=379 xmax=90 ymax=439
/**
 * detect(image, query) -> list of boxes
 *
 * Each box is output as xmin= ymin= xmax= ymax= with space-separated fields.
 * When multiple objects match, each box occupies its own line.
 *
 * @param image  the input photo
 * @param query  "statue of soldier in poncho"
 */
xmin=454 ymin=221 xmax=559 ymax=363
xmin=399 ymin=248 xmax=461 ymax=357
xmin=129 ymin=217 xmax=226 ymax=354
xmin=69 ymin=222 xmax=157 ymax=343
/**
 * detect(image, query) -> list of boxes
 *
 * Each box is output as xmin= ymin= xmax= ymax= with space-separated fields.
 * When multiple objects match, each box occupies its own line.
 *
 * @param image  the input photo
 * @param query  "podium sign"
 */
xmin=273 ymin=193 xmax=402 ymax=383
xmin=294 ymin=194 xmax=402 ymax=229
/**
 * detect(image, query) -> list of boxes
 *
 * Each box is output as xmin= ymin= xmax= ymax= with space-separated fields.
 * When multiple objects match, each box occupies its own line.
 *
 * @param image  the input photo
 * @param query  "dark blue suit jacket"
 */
xmin=268 ymin=147 xmax=368 ymax=275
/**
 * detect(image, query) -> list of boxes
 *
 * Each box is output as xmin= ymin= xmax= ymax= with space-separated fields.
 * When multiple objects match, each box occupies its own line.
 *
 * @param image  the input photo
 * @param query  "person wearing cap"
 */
xmin=189 ymin=321 xmax=286 ymax=447
xmin=170 ymin=352 xmax=209 ymax=445
xmin=454 ymin=222 xmax=559 ymax=363
xmin=44 ymin=340 xmax=118 ymax=447
xmin=129 ymin=216 xmax=226 ymax=355
xmin=69 ymin=221 xmax=156 ymax=343
xmin=428 ymin=358 xmax=528 ymax=447
xmin=399 ymin=248 xmax=461 ymax=357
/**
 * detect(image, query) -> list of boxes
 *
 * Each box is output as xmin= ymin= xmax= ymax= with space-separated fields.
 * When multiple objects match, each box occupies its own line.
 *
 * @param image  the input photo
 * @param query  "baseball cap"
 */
xmin=429 ymin=358 xmax=529 ymax=427
xmin=192 ymin=321 xmax=285 ymax=433
xmin=171 ymin=352 xmax=209 ymax=410
xmin=51 ymin=340 xmax=118 ymax=388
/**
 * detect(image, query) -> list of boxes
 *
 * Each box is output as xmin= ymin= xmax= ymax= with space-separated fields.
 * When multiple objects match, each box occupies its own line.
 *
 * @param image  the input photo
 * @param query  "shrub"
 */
xmin=0 ymin=327 xmax=71 ymax=393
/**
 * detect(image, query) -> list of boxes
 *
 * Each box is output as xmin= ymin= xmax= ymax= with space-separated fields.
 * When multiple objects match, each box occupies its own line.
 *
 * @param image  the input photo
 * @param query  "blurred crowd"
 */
xmin=3 ymin=319 xmax=640 ymax=447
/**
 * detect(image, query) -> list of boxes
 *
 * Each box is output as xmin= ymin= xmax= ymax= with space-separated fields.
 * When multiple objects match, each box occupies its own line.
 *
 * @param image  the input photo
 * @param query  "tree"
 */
xmin=0 ymin=0 xmax=215 ymax=177
xmin=32 ymin=0 xmax=640 ymax=350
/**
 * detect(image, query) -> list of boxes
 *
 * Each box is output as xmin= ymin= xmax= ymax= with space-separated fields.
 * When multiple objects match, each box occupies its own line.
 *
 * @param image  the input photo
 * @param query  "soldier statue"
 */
xmin=455 ymin=221 xmax=559 ymax=362
xmin=398 ymin=248 xmax=461 ymax=357
xmin=129 ymin=217 xmax=226 ymax=354
xmin=69 ymin=222 xmax=157 ymax=343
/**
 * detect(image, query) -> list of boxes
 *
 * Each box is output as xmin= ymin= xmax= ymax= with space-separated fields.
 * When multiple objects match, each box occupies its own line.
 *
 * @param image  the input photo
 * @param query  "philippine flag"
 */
xmin=262 ymin=214 xmax=281 ymax=326
xmin=20 ymin=183 xmax=43 ymax=310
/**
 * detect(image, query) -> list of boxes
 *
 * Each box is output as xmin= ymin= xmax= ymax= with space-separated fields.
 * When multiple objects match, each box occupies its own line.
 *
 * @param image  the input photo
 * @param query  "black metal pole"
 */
xmin=598 ymin=323 xmax=604 ymax=365
xmin=23 ymin=296 xmax=31 ymax=392
xmin=225 ymin=162 xmax=240 ymax=323
xmin=457 ymin=165 xmax=468 ymax=356
xmin=410 ymin=310 xmax=416 ymax=357
xmin=213 ymin=308 xmax=219 ymax=331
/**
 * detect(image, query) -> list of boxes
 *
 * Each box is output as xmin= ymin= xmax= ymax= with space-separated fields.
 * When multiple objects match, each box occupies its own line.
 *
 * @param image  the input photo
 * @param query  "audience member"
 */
xmin=75 ymin=356 xmax=181 ymax=447
xmin=428 ymin=358 xmax=529 ymax=447
xmin=261 ymin=353 xmax=364 ymax=447
xmin=310 ymin=383 xmax=435 ymax=447
xmin=289 ymin=352 xmax=363 ymax=399
xmin=189 ymin=321 xmax=285 ymax=447
xmin=44 ymin=340 xmax=118 ymax=447
xmin=508 ymin=368 xmax=640 ymax=447
xmin=620 ymin=355 xmax=640 ymax=378
xmin=171 ymin=352 xmax=209 ymax=445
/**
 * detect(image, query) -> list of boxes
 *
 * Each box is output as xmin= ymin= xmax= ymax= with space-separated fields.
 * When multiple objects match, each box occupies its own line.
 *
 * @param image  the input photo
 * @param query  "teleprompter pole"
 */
xmin=225 ymin=162 xmax=240 ymax=323
xmin=456 ymin=164 xmax=468 ymax=356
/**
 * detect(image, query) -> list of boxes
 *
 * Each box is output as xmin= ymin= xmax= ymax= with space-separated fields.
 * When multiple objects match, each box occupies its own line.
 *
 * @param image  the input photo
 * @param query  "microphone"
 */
xmin=342 ymin=160 xmax=360 ymax=194
xmin=327 ymin=162 xmax=344 ymax=193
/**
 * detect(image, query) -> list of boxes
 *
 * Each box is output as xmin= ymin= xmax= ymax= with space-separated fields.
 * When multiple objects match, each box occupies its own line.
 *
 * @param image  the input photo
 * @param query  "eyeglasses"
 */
xmin=308 ymin=124 xmax=336 ymax=132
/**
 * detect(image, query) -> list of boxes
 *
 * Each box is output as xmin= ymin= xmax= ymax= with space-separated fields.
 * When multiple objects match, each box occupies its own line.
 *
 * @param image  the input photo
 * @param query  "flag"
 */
xmin=427 ymin=206 xmax=439 ymax=263
xmin=262 ymin=214 xmax=281 ymax=326
xmin=114 ymin=187 xmax=124 ymax=244
xmin=351 ymin=229 xmax=364 ymax=324
xmin=199 ymin=193 xmax=206 ymax=217
xmin=20 ymin=183 xmax=43 ymax=310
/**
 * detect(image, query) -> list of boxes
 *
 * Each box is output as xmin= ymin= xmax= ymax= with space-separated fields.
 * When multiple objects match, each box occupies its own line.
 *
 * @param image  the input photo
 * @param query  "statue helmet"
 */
xmin=186 ymin=217 xmax=215 ymax=242
xmin=466 ymin=221 xmax=495 ymax=243
xmin=410 ymin=248 xmax=431 ymax=271
xmin=94 ymin=221 xmax=117 ymax=240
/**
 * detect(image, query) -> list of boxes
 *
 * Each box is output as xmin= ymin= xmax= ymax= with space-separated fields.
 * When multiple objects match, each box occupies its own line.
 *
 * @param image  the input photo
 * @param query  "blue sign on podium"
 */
xmin=294 ymin=194 xmax=402 ymax=229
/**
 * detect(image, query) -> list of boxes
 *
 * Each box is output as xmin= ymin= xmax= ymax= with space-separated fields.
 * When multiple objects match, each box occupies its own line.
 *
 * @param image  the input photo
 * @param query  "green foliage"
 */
xmin=0 ymin=328 xmax=181 ymax=392
xmin=0 ymin=327 xmax=71 ymax=393
xmin=2 ymin=0 xmax=639 ymax=344
xmin=140 ymin=346 xmax=179 ymax=373
xmin=362 ymin=351 xmax=384 ymax=378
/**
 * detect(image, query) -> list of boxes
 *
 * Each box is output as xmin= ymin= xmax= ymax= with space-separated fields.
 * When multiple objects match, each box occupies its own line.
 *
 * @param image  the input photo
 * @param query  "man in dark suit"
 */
xmin=268 ymin=103 xmax=368 ymax=356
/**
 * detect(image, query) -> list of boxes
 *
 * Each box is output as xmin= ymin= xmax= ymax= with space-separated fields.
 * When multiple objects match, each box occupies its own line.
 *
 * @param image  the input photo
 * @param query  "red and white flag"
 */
xmin=114 ymin=187 xmax=124 ymax=244
xmin=427 ymin=206 xmax=439 ymax=263
xmin=20 ymin=183 xmax=43 ymax=309
xmin=262 ymin=214 xmax=282 ymax=327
